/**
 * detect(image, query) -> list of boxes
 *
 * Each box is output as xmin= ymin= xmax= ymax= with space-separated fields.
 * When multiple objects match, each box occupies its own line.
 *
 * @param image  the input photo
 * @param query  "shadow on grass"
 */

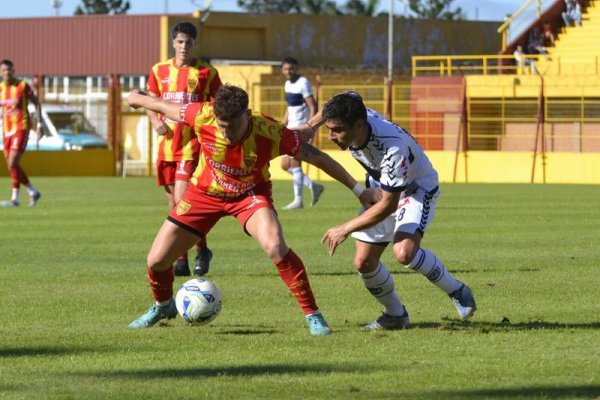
xmin=218 ymin=328 xmax=280 ymax=335
xmin=407 ymin=319 xmax=600 ymax=332
xmin=428 ymin=384 xmax=600 ymax=399
xmin=71 ymin=363 xmax=366 ymax=379
xmin=311 ymin=268 xmax=537 ymax=277
xmin=0 ymin=346 xmax=99 ymax=358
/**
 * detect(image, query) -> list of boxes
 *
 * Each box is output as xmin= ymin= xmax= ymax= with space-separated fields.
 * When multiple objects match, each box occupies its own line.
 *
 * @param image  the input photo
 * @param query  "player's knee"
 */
xmin=393 ymin=243 xmax=417 ymax=266
xmin=264 ymin=241 xmax=288 ymax=261
xmin=146 ymin=253 xmax=170 ymax=271
xmin=353 ymin=255 xmax=378 ymax=274
xmin=280 ymin=156 xmax=291 ymax=171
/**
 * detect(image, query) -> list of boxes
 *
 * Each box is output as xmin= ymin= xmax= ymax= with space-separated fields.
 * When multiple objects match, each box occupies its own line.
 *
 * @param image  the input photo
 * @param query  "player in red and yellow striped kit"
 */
xmin=127 ymin=85 xmax=375 ymax=335
xmin=0 ymin=59 xmax=42 ymax=207
xmin=146 ymin=22 xmax=222 ymax=277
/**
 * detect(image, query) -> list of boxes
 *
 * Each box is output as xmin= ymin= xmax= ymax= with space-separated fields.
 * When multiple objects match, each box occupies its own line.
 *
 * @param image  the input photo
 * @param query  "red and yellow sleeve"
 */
xmin=279 ymin=126 xmax=302 ymax=157
xmin=181 ymin=102 xmax=212 ymax=129
xmin=147 ymin=67 xmax=160 ymax=96
xmin=209 ymin=70 xmax=222 ymax=99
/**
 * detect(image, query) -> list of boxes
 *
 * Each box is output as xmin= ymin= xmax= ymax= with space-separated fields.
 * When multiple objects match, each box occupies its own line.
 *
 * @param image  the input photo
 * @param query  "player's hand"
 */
xmin=127 ymin=90 xmax=147 ymax=109
xmin=359 ymin=188 xmax=382 ymax=208
xmin=321 ymin=224 xmax=350 ymax=256
xmin=154 ymin=123 xmax=170 ymax=136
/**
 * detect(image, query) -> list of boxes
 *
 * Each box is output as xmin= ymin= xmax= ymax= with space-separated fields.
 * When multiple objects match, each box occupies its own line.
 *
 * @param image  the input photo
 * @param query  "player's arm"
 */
xmin=28 ymin=89 xmax=43 ymax=149
xmin=281 ymin=108 xmax=289 ymax=127
xmin=208 ymin=70 xmax=223 ymax=99
xmin=294 ymin=142 xmax=376 ymax=206
xmin=321 ymin=189 xmax=400 ymax=256
xmin=305 ymin=94 xmax=317 ymax=119
xmin=145 ymin=92 xmax=170 ymax=135
xmin=128 ymin=91 xmax=183 ymax=123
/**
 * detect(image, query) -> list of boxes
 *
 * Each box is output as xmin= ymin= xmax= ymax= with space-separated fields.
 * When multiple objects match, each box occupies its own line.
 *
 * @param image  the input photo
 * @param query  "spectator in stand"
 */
xmin=562 ymin=0 xmax=582 ymax=26
xmin=527 ymin=27 xmax=548 ymax=56
xmin=542 ymin=21 xmax=555 ymax=47
xmin=514 ymin=44 xmax=538 ymax=74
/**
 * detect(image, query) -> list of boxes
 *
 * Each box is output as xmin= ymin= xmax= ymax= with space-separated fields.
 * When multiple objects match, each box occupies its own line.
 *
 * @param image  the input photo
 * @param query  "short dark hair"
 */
xmin=171 ymin=22 xmax=197 ymax=40
xmin=282 ymin=56 xmax=298 ymax=66
xmin=214 ymin=84 xmax=249 ymax=121
xmin=0 ymin=59 xmax=14 ymax=68
xmin=322 ymin=92 xmax=367 ymax=126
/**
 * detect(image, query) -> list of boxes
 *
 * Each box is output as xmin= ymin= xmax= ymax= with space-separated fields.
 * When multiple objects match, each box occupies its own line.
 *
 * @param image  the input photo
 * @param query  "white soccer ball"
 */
xmin=175 ymin=278 xmax=222 ymax=325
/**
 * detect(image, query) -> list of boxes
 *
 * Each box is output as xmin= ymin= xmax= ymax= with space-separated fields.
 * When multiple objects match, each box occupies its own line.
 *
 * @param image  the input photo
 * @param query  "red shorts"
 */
xmin=167 ymin=182 xmax=274 ymax=237
xmin=156 ymin=159 xmax=197 ymax=187
xmin=3 ymin=130 xmax=29 ymax=154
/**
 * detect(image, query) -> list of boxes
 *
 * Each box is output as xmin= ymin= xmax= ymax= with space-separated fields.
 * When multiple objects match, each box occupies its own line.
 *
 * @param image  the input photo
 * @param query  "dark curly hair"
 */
xmin=322 ymin=92 xmax=366 ymax=126
xmin=213 ymin=84 xmax=249 ymax=121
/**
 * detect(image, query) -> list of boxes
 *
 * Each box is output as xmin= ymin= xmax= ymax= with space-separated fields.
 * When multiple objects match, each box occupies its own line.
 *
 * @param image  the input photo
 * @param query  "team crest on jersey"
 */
xmin=188 ymin=78 xmax=197 ymax=87
xmin=176 ymin=200 xmax=192 ymax=215
xmin=243 ymin=152 xmax=258 ymax=168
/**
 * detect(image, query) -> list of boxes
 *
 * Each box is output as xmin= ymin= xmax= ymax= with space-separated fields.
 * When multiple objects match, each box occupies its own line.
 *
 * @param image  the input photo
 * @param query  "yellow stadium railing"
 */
xmin=497 ymin=0 xmax=552 ymax=51
xmin=412 ymin=54 xmax=600 ymax=77
xmin=118 ymin=80 xmax=600 ymax=181
xmin=253 ymin=81 xmax=600 ymax=153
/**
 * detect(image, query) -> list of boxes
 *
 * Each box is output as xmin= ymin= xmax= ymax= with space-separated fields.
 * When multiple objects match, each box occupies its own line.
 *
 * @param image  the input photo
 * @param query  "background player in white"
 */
xmin=310 ymin=92 xmax=477 ymax=330
xmin=280 ymin=57 xmax=324 ymax=210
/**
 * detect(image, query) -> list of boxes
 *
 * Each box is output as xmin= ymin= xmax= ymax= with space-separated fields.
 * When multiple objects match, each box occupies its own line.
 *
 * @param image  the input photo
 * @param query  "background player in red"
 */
xmin=127 ymin=84 xmax=376 ymax=336
xmin=0 ymin=59 xmax=42 ymax=207
xmin=147 ymin=22 xmax=222 ymax=276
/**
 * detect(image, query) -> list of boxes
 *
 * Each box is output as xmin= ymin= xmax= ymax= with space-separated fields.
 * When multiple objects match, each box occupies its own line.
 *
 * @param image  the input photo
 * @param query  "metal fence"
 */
xmin=29 ymin=74 xmax=600 ymax=176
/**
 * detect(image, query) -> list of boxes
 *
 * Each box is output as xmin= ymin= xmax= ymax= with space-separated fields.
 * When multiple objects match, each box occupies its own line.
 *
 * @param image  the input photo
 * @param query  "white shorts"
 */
xmin=351 ymin=187 xmax=440 ymax=244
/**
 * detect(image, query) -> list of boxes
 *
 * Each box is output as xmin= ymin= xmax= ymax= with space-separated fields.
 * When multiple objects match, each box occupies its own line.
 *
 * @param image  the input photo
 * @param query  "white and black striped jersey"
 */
xmin=350 ymin=109 xmax=439 ymax=195
xmin=284 ymin=76 xmax=313 ymax=128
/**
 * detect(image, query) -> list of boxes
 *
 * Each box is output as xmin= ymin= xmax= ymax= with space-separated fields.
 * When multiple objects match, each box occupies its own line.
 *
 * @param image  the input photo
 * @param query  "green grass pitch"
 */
xmin=0 ymin=177 xmax=598 ymax=400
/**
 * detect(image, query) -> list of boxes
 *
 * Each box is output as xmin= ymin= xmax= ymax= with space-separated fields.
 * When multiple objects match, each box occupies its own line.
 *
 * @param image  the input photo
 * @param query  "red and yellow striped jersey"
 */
xmin=147 ymin=58 xmax=222 ymax=162
xmin=0 ymin=79 xmax=33 ymax=137
xmin=181 ymin=102 xmax=302 ymax=198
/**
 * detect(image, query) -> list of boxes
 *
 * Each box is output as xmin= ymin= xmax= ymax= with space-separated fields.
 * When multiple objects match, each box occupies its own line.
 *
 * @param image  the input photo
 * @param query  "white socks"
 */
xmin=291 ymin=167 xmax=303 ymax=200
xmin=406 ymin=248 xmax=462 ymax=294
xmin=24 ymin=183 xmax=37 ymax=196
xmin=359 ymin=262 xmax=405 ymax=317
xmin=288 ymin=167 xmax=314 ymax=201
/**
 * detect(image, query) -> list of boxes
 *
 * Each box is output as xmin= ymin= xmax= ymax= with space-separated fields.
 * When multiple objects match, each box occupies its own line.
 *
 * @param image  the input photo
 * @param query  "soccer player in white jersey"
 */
xmin=310 ymin=92 xmax=477 ymax=330
xmin=280 ymin=57 xmax=324 ymax=210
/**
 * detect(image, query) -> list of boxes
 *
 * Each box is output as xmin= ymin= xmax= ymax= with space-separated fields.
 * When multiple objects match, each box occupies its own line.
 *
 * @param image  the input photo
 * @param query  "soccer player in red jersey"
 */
xmin=147 ymin=22 xmax=222 ymax=277
xmin=127 ymin=84 xmax=375 ymax=335
xmin=0 ymin=59 xmax=42 ymax=207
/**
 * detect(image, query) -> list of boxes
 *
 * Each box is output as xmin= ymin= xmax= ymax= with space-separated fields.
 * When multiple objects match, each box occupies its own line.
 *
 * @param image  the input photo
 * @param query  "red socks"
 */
xmin=274 ymin=249 xmax=318 ymax=315
xmin=195 ymin=236 xmax=207 ymax=250
xmin=10 ymin=166 xmax=30 ymax=189
xmin=146 ymin=266 xmax=174 ymax=302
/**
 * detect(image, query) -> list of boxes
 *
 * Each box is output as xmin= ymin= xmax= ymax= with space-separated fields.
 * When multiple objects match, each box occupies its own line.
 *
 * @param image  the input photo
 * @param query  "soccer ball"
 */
xmin=175 ymin=278 xmax=222 ymax=325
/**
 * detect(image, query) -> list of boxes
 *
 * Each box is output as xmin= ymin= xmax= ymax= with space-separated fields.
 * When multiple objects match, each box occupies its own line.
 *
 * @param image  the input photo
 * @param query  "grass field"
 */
xmin=0 ymin=177 xmax=599 ymax=400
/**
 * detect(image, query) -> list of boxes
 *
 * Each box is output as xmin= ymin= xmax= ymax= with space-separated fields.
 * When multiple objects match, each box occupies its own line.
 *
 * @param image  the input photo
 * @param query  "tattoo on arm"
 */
xmin=299 ymin=142 xmax=323 ymax=162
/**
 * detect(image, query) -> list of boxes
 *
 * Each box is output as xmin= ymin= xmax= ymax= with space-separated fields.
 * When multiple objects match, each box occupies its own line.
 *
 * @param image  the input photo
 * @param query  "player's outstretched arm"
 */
xmin=295 ymin=142 xmax=378 ymax=207
xmin=295 ymin=141 xmax=356 ymax=190
xmin=127 ymin=91 xmax=183 ymax=123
